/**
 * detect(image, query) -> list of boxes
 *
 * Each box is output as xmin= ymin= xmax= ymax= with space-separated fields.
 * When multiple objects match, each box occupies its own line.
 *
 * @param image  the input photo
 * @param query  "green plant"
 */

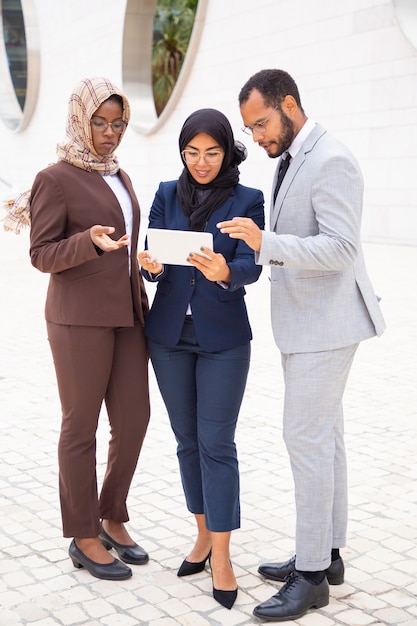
xmin=152 ymin=0 xmax=198 ymax=115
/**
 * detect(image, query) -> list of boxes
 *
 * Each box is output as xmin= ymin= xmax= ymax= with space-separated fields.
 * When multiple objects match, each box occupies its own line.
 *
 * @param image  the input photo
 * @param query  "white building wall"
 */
xmin=1 ymin=0 xmax=416 ymax=245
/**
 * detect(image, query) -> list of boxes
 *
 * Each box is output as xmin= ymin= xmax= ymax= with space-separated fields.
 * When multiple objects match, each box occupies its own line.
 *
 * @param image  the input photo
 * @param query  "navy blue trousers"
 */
xmin=148 ymin=317 xmax=250 ymax=532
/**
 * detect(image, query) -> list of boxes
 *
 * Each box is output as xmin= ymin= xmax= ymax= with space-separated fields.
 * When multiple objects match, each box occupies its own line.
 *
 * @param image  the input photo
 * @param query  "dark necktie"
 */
xmin=273 ymin=152 xmax=291 ymax=203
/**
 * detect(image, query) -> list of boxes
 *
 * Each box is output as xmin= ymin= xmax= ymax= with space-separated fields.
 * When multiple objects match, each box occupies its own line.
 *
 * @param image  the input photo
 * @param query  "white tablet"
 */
xmin=146 ymin=228 xmax=214 ymax=266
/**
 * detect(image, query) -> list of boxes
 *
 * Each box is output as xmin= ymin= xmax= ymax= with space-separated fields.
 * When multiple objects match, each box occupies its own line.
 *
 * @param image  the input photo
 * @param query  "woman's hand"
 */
xmin=90 ymin=225 xmax=129 ymax=251
xmin=138 ymin=251 xmax=163 ymax=276
xmin=187 ymin=248 xmax=231 ymax=283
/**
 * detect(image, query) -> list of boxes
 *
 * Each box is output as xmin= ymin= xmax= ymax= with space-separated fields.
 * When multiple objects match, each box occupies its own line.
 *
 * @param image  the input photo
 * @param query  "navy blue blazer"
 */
xmin=142 ymin=180 xmax=265 ymax=352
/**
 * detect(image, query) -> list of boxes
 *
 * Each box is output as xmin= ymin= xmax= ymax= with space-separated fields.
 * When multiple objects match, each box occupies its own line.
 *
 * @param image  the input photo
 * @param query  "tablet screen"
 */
xmin=146 ymin=228 xmax=214 ymax=266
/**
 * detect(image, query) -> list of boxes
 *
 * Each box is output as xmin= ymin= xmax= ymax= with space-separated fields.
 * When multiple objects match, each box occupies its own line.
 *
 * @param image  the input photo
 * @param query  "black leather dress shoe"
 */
xmin=99 ymin=523 xmax=149 ymax=565
xmin=69 ymin=539 xmax=132 ymax=580
xmin=258 ymin=554 xmax=344 ymax=585
xmin=253 ymin=571 xmax=329 ymax=621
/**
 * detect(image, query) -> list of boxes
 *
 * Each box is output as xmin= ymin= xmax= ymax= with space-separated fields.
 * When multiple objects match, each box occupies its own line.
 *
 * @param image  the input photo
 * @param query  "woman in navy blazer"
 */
xmin=139 ymin=109 xmax=264 ymax=609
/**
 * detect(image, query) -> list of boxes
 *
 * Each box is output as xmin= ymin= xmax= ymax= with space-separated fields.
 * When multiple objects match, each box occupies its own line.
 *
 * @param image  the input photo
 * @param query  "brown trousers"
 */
xmin=47 ymin=321 xmax=150 ymax=538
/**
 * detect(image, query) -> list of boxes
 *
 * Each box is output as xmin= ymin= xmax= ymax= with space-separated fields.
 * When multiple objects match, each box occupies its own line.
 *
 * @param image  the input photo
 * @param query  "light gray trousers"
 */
xmin=281 ymin=343 xmax=358 ymax=572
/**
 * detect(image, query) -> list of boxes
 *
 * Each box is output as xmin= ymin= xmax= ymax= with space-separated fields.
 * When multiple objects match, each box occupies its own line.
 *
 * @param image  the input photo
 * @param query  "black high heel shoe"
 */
xmin=213 ymin=586 xmax=238 ymax=610
xmin=210 ymin=556 xmax=238 ymax=609
xmin=177 ymin=549 xmax=211 ymax=577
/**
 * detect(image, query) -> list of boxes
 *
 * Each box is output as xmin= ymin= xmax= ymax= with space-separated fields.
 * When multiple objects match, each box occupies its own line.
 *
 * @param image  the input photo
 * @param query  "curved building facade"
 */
xmin=1 ymin=0 xmax=416 ymax=244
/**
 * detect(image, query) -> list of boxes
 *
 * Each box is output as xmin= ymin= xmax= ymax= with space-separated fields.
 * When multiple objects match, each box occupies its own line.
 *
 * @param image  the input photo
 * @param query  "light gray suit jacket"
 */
xmin=257 ymin=123 xmax=385 ymax=353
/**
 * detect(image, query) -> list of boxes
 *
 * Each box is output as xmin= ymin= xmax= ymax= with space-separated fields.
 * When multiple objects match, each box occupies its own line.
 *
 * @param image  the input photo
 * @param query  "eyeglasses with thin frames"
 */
xmin=91 ymin=118 xmax=127 ymax=134
xmin=181 ymin=149 xmax=224 ymax=165
xmin=242 ymin=105 xmax=279 ymax=135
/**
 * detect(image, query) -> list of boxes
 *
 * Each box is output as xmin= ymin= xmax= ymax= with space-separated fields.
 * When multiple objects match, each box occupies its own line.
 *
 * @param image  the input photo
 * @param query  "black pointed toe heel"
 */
xmin=213 ymin=586 xmax=238 ymax=610
xmin=177 ymin=549 xmax=211 ymax=577
xmin=210 ymin=556 xmax=238 ymax=609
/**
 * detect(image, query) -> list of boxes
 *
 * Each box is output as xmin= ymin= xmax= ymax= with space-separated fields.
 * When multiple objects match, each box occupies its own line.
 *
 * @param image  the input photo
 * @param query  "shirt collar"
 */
xmin=287 ymin=117 xmax=316 ymax=159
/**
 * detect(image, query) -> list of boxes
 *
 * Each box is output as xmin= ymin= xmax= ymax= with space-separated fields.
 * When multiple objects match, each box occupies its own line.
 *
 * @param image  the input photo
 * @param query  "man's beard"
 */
xmin=267 ymin=109 xmax=295 ymax=159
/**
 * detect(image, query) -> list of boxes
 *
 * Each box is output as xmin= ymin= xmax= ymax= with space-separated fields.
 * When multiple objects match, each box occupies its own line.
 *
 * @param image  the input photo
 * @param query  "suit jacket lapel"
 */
xmin=270 ymin=124 xmax=327 ymax=231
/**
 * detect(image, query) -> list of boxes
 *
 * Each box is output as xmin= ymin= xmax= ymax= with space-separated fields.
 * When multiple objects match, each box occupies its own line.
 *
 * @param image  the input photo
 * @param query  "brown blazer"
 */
xmin=29 ymin=160 xmax=148 ymax=326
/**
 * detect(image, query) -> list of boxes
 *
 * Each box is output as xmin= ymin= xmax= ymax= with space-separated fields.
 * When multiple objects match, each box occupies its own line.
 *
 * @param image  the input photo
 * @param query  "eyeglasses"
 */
xmin=181 ymin=149 xmax=224 ymax=165
xmin=242 ymin=106 xmax=279 ymax=135
xmin=91 ymin=118 xmax=127 ymax=134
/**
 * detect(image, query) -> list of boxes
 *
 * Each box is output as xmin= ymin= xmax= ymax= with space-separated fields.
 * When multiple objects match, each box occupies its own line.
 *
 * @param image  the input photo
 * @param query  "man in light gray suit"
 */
xmin=218 ymin=69 xmax=385 ymax=621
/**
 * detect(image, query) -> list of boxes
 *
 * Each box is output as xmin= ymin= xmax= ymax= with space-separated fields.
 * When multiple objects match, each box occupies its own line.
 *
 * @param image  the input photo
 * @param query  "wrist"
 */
xmin=221 ymin=266 xmax=231 ymax=283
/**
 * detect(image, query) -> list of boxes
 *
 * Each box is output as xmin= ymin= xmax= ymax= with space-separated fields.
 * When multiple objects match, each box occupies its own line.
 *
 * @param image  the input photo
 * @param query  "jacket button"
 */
xmin=190 ymin=279 xmax=195 ymax=285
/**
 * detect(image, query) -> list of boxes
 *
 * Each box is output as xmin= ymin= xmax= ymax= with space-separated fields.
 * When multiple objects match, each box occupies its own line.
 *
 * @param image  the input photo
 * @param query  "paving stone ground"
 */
xmin=1 ymin=225 xmax=416 ymax=626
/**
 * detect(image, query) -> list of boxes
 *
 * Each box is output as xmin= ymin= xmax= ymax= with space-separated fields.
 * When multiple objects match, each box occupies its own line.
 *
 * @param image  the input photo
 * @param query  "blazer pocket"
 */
xmin=66 ymin=268 xmax=107 ymax=283
xmin=295 ymin=270 xmax=344 ymax=280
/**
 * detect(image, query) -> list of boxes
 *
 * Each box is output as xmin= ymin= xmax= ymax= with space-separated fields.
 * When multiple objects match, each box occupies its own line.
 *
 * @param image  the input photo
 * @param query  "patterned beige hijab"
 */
xmin=3 ymin=76 xmax=130 ymax=233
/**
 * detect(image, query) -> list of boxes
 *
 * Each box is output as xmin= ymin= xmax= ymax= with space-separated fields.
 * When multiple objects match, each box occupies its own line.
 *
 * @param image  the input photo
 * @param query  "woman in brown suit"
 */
xmin=28 ymin=77 xmax=150 ymax=580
